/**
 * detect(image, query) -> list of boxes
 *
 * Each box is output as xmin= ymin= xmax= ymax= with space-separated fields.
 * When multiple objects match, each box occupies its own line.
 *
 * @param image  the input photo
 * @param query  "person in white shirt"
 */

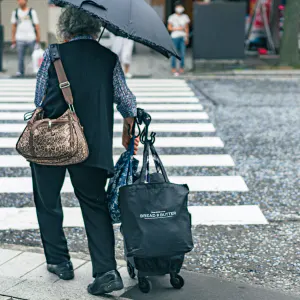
xmin=11 ymin=0 xmax=40 ymax=77
xmin=168 ymin=1 xmax=190 ymax=76
xmin=111 ymin=35 xmax=134 ymax=79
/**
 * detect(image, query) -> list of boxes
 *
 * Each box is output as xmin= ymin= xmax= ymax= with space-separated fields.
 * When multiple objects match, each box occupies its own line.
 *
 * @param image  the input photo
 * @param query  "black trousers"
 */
xmin=31 ymin=163 xmax=116 ymax=277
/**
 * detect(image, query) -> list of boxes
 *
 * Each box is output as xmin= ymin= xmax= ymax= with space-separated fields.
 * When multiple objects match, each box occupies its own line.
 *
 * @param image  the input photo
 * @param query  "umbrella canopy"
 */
xmin=50 ymin=0 xmax=180 ymax=59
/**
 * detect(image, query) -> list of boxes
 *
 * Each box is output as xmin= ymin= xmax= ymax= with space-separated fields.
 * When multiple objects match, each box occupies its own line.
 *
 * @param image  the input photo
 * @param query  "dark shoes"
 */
xmin=47 ymin=261 xmax=74 ymax=280
xmin=47 ymin=262 xmax=123 ymax=295
xmin=88 ymin=270 xmax=124 ymax=295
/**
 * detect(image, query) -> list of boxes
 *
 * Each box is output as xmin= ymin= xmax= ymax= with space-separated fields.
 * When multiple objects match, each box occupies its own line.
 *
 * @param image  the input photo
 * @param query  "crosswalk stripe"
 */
xmin=0 ymin=83 xmax=190 ymax=89
xmin=0 ymin=137 xmax=225 ymax=148
xmin=0 ymin=78 xmax=264 ymax=228
xmin=0 ymin=86 xmax=193 ymax=92
xmin=0 ymin=112 xmax=209 ymax=121
xmin=0 ymin=91 xmax=195 ymax=97
xmin=0 ymin=97 xmax=200 ymax=103
xmin=0 ymin=79 xmax=188 ymax=84
xmin=0 ymin=104 xmax=35 ymax=110
xmin=0 ymin=98 xmax=35 ymax=103
xmin=0 ymin=103 xmax=203 ymax=111
xmin=0 ymin=123 xmax=216 ymax=133
xmin=0 ymin=205 xmax=268 ymax=230
xmin=171 ymin=176 xmax=249 ymax=191
xmin=0 ymin=155 xmax=235 ymax=167
xmin=0 ymin=176 xmax=248 ymax=193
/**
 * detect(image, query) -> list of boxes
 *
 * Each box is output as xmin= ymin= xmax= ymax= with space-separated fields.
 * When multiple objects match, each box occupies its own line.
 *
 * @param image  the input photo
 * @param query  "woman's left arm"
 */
xmin=113 ymin=58 xmax=139 ymax=153
xmin=34 ymin=48 xmax=51 ymax=107
xmin=113 ymin=58 xmax=137 ymax=118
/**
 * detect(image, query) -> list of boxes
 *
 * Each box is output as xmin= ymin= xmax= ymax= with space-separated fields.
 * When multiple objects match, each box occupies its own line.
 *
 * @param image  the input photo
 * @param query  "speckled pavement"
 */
xmin=190 ymin=77 xmax=300 ymax=295
xmin=0 ymin=78 xmax=298 ymax=299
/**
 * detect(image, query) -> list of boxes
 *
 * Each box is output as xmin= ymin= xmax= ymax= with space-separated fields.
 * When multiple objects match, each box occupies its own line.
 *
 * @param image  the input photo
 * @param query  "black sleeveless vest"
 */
xmin=42 ymin=39 xmax=117 ymax=175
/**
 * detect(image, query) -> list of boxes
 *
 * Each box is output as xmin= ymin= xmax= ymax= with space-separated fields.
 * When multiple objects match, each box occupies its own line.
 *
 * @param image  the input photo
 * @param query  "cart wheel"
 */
xmin=170 ymin=274 xmax=184 ymax=289
xmin=127 ymin=262 xmax=136 ymax=279
xmin=138 ymin=277 xmax=152 ymax=293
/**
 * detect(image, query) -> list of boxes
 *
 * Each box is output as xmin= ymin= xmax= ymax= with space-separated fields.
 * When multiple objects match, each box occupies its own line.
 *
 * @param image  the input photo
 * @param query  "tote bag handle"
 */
xmin=138 ymin=141 xmax=170 ymax=184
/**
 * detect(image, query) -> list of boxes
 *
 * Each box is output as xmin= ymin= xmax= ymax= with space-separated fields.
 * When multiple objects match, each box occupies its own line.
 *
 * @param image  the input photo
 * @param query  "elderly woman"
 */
xmin=31 ymin=6 xmax=139 ymax=296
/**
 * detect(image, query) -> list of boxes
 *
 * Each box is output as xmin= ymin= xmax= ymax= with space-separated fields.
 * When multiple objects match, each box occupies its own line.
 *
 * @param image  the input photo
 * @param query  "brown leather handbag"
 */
xmin=16 ymin=45 xmax=89 ymax=166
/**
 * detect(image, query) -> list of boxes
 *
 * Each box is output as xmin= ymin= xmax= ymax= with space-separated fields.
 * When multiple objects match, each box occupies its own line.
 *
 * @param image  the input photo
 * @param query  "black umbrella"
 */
xmin=50 ymin=0 xmax=180 ymax=59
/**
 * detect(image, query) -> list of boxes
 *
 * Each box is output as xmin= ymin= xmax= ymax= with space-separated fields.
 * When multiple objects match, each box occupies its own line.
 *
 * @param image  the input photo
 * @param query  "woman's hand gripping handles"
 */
xmin=122 ymin=117 xmax=140 ymax=155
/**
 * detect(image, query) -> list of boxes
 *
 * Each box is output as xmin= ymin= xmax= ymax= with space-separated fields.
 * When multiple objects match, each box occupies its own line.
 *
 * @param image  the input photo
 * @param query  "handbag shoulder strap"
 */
xmin=49 ymin=44 xmax=74 ymax=109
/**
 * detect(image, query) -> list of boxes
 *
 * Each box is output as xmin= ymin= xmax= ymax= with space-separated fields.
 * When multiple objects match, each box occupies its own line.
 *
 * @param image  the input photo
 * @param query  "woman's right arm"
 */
xmin=34 ymin=48 xmax=51 ymax=107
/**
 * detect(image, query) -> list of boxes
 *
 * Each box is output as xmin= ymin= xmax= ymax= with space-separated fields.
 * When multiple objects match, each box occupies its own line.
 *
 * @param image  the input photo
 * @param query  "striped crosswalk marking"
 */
xmin=0 ymin=86 xmax=194 ymax=92
xmin=0 ymin=137 xmax=225 ymax=148
xmin=0 ymin=206 xmax=267 ymax=230
xmin=0 ymin=78 xmax=267 ymax=228
xmin=0 ymin=111 xmax=209 ymax=121
xmin=0 ymin=91 xmax=196 ymax=97
xmin=0 ymin=176 xmax=248 ymax=193
xmin=0 ymin=123 xmax=216 ymax=133
xmin=0 ymin=154 xmax=235 ymax=167
xmin=0 ymin=103 xmax=204 ymax=111
xmin=0 ymin=97 xmax=200 ymax=103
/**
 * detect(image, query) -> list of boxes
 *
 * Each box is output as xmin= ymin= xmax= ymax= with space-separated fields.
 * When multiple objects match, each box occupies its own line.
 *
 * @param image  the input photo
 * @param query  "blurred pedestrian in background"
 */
xmin=111 ymin=35 xmax=134 ymax=79
xmin=168 ymin=1 xmax=190 ymax=76
xmin=11 ymin=0 xmax=40 ymax=77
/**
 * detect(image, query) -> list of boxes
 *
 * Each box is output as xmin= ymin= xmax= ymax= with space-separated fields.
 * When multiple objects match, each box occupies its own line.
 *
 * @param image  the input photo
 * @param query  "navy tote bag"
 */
xmin=119 ymin=141 xmax=194 ymax=258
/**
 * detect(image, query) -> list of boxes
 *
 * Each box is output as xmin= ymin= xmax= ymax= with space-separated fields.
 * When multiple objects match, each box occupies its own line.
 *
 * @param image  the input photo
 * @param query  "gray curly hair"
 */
xmin=57 ymin=6 xmax=102 ymax=41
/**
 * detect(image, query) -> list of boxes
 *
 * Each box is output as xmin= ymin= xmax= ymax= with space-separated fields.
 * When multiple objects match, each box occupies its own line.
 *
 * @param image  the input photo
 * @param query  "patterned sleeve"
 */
xmin=34 ymin=48 xmax=51 ymax=107
xmin=113 ymin=58 xmax=137 ymax=118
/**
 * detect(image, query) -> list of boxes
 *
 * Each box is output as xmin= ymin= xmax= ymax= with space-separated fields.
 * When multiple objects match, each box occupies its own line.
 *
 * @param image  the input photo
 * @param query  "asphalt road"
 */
xmin=190 ymin=77 xmax=300 ymax=296
xmin=0 ymin=77 xmax=299 ymax=299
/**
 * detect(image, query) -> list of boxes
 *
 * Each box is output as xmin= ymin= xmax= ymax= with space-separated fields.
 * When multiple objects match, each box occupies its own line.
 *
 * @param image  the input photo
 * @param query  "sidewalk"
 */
xmin=0 ymin=246 xmax=298 ymax=300
xmin=2 ymin=50 xmax=300 ymax=80
xmin=1 ymin=44 xmax=191 ymax=79
xmin=0 ymin=246 xmax=133 ymax=300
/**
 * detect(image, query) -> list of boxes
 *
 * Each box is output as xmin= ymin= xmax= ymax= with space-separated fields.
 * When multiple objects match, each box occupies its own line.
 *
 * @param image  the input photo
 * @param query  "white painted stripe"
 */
xmin=0 ymin=205 xmax=267 ymax=230
xmin=0 ymin=112 xmax=30 ymax=120
xmin=0 ymin=83 xmax=189 ymax=89
xmin=0 ymin=87 xmax=35 ymax=91
xmin=0 ymin=155 xmax=234 ymax=168
xmin=0 ymin=80 xmax=187 ymax=85
xmin=171 ymin=176 xmax=249 ymax=191
xmin=0 ymin=92 xmax=35 ymax=96
xmin=0 ymin=176 xmax=248 ymax=193
xmin=0 ymin=91 xmax=195 ymax=97
xmin=0 ymin=79 xmax=188 ymax=84
xmin=0 ymin=111 xmax=209 ymax=121
xmin=188 ymin=205 xmax=268 ymax=225
xmin=0 ymin=98 xmax=34 ymax=103
xmin=0 ymin=103 xmax=34 ymax=110
xmin=0 ymin=123 xmax=216 ymax=133
xmin=0 ymin=103 xmax=203 ymax=111
xmin=0 ymin=137 xmax=224 ymax=148
xmin=0 ymin=97 xmax=200 ymax=103
xmin=0 ymin=86 xmax=192 ymax=92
